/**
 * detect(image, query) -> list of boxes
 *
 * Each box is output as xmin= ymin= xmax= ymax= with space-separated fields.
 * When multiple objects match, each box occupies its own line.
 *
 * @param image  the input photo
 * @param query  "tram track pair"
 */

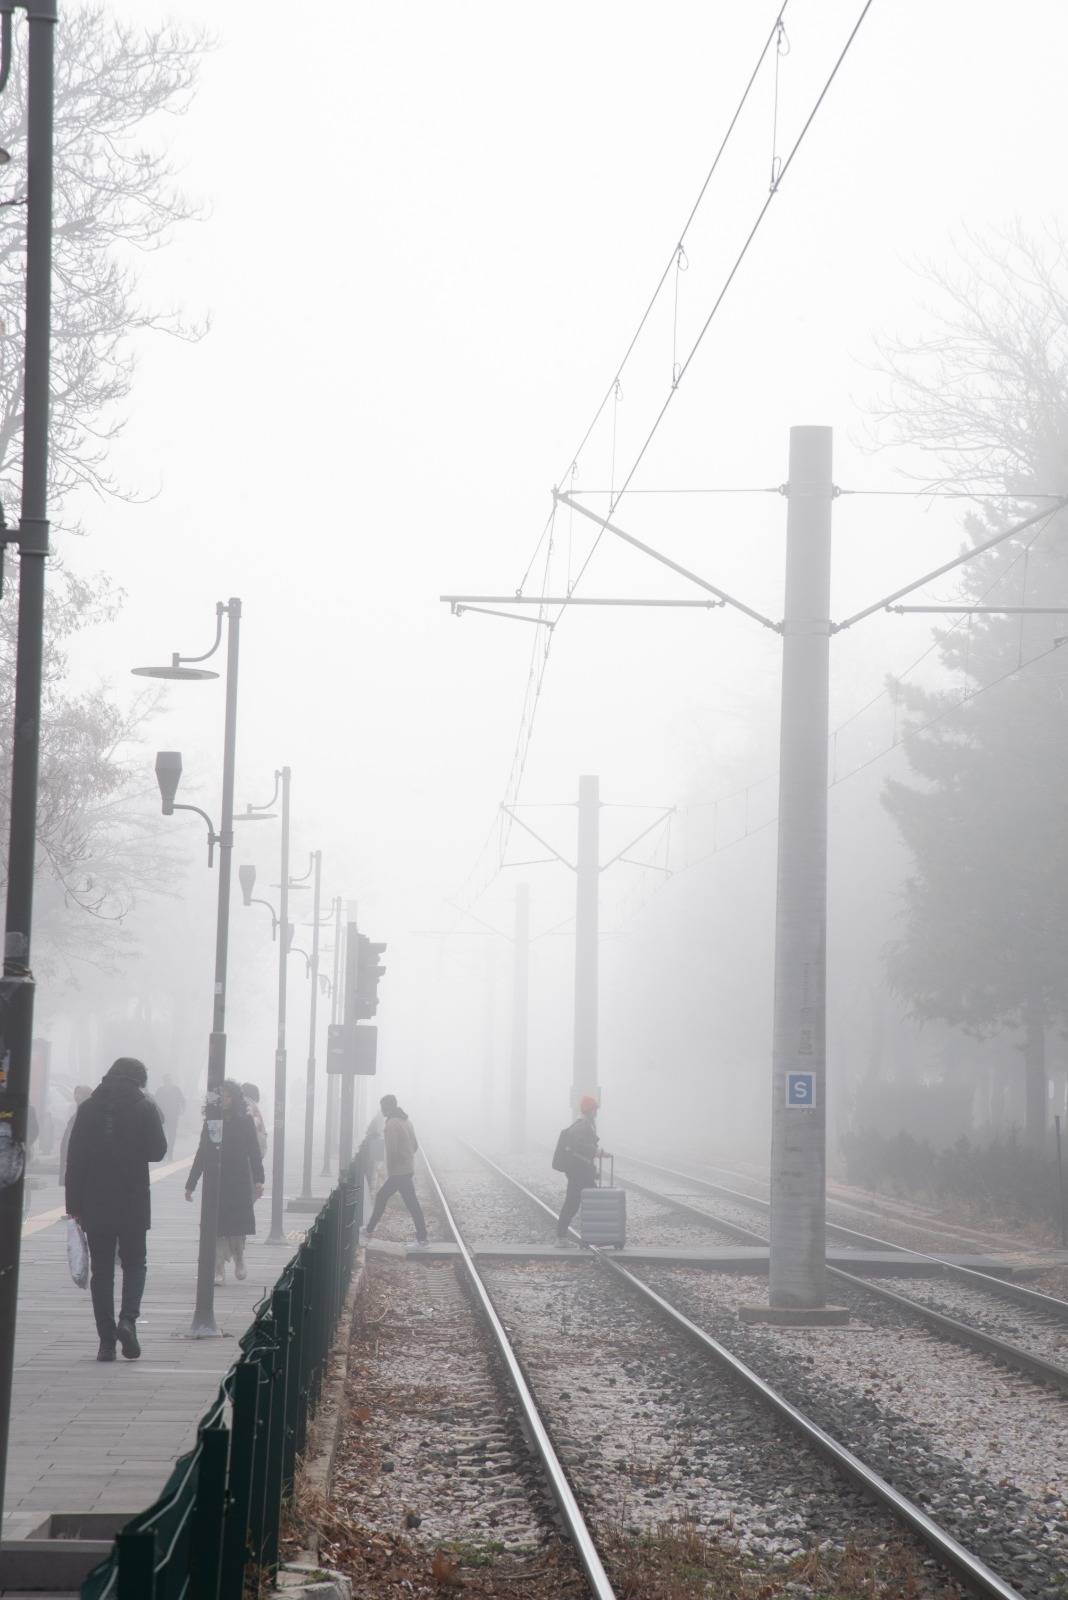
xmin=421 ymin=1141 xmax=1031 ymax=1600
xmin=614 ymin=1163 xmax=1068 ymax=1397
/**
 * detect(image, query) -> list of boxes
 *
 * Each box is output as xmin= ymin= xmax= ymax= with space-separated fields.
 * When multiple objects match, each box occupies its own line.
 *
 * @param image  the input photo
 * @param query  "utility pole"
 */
xmin=321 ymin=898 xmax=342 ymax=1176
xmin=509 ymin=883 xmax=530 ymax=1150
xmin=299 ymin=851 xmax=322 ymax=1199
xmin=573 ymin=774 xmax=600 ymax=1111
xmin=0 ymin=0 xmax=56 ymax=1532
xmin=267 ymin=767 xmax=292 ymax=1244
xmin=768 ymin=425 xmax=832 ymax=1312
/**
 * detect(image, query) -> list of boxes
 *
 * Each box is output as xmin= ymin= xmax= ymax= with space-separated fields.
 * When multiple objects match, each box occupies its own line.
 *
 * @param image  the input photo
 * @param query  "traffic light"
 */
xmin=354 ymin=935 xmax=387 ymax=1020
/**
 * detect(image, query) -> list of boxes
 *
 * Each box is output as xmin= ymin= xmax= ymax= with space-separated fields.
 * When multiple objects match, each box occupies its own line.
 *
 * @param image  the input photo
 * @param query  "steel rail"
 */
xmin=621 ymin=1152 xmax=1068 ymax=1323
xmin=418 ymin=1153 xmax=617 ymax=1600
xmin=458 ymin=1141 xmax=1027 ymax=1600
xmin=614 ymin=1171 xmax=1068 ymax=1397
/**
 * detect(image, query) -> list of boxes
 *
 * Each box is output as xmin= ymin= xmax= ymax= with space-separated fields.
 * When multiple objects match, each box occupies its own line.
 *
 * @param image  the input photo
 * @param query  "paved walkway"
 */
xmin=2 ymin=1146 xmax=337 ymax=1541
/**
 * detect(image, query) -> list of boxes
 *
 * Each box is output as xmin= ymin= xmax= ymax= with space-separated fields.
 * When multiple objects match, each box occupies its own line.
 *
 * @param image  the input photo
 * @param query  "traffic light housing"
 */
xmin=354 ymin=935 xmax=386 ymax=1020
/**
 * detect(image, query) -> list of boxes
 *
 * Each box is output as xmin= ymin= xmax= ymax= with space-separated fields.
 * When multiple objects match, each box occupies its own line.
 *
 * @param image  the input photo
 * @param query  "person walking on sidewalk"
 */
xmin=241 ymin=1081 xmax=268 ymax=1156
xmin=58 ymin=1084 xmax=91 ymax=1186
xmin=154 ymin=1073 xmax=186 ymax=1159
xmin=64 ymin=1058 xmax=168 ymax=1361
xmin=185 ymin=1080 xmax=264 ymax=1283
xmin=361 ymin=1094 xmax=428 ymax=1248
xmin=555 ymin=1094 xmax=601 ymax=1246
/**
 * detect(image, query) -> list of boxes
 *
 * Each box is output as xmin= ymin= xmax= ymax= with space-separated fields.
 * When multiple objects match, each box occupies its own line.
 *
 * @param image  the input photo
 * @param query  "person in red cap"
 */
xmin=555 ymin=1094 xmax=600 ymax=1245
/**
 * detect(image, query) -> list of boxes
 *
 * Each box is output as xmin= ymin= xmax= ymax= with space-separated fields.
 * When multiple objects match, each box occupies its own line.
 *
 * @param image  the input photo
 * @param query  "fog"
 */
xmin=21 ymin=1 xmax=1068 ymax=1211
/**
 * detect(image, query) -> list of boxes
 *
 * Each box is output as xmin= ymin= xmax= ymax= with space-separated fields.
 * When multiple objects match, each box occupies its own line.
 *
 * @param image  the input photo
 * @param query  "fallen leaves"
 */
xmin=431 ymin=1549 xmax=465 ymax=1589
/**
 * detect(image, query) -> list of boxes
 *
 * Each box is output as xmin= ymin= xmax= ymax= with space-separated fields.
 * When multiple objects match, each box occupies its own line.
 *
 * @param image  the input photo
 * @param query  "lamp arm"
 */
xmin=171 ymin=802 xmax=220 ymax=866
xmin=290 ymin=852 xmax=315 ymax=885
xmin=248 ymin=897 xmax=280 ymax=939
xmin=241 ymin=769 xmax=281 ymax=815
xmin=176 ymin=600 xmax=226 ymax=666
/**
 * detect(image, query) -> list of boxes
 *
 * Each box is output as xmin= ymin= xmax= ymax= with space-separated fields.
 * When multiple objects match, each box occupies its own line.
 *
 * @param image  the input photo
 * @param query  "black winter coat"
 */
xmin=187 ymin=1109 xmax=264 ymax=1236
xmin=64 ymin=1081 xmax=167 ymax=1230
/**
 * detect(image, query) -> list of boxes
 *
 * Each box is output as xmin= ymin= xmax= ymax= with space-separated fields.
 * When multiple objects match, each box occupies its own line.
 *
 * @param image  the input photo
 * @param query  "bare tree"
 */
xmin=0 ymin=4 xmax=208 ymax=961
xmin=873 ymin=222 xmax=1068 ymax=1146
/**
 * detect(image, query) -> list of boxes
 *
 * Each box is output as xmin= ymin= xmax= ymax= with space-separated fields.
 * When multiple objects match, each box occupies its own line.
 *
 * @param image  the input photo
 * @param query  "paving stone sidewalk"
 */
xmin=2 ymin=1151 xmax=334 ymax=1541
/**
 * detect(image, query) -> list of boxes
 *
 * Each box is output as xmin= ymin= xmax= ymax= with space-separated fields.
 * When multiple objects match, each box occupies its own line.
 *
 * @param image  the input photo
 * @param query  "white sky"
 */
xmin=53 ymin=0 xmax=1068 ymax=1111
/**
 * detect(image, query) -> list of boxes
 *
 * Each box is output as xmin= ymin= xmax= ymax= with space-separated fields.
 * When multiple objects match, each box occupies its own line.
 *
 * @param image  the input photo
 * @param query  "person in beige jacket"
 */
xmin=361 ymin=1094 xmax=428 ymax=1247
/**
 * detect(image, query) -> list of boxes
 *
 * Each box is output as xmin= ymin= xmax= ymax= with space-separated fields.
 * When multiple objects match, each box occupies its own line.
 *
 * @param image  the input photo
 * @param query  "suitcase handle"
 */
xmin=597 ymin=1151 xmax=613 ymax=1189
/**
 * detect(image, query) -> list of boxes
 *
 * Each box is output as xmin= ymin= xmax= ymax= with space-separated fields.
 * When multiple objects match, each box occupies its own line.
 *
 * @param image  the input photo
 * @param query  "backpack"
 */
xmin=551 ymin=1126 xmax=572 ymax=1173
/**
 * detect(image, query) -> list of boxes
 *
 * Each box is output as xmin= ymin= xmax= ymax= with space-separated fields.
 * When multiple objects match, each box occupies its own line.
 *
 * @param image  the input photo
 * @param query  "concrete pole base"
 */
xmin=738 ymin=1304 xmax=850 ymax=1327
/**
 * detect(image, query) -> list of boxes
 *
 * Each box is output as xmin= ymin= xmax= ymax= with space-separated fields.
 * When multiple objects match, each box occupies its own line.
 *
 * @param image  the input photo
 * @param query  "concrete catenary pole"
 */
xmin=509 ymin=883 xmax=530 ymax=1149
xmin=572 ymin=774 xmax=600 ymax=1111
xmin=769 ymin=426 xmax=833 ymax=1309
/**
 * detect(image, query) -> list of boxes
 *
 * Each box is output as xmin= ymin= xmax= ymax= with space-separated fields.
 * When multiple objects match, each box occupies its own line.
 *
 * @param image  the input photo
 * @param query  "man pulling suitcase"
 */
xmin=552 ymin=1094 xmax=601 ymax=1247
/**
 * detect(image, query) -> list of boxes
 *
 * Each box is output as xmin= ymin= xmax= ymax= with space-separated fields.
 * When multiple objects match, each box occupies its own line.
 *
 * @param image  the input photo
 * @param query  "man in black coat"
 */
xmin=65 ymin=1057 xmax=167 ymax=1361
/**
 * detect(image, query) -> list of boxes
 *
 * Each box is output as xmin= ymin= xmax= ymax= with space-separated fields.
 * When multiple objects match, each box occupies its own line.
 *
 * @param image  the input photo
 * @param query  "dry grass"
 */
xmin=608 ymin=1522 xmax=965 ymax=1599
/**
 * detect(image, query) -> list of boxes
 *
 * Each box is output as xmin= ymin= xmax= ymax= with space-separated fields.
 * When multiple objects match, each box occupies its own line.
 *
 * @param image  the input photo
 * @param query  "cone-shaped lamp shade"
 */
xmin=238 ymin=864 xmax=256 ymax=905
xmin=155 ymin=751 xmax=182 ymax=814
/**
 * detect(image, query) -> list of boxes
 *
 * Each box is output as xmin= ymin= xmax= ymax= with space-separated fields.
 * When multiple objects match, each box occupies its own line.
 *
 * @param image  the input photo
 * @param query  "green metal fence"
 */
xmin=81 ymin=1159 xmax=362 ymax=1600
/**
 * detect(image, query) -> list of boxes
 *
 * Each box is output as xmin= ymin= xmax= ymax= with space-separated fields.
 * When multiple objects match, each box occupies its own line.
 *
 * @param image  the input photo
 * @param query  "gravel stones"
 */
xmin=640 ymin=1264 xmax=1068 ymax=1599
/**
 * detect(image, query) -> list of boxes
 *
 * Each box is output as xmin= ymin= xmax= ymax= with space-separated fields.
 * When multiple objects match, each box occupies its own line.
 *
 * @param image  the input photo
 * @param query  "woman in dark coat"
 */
xmin=185 ymin=1080 xmax=264 ymax=1283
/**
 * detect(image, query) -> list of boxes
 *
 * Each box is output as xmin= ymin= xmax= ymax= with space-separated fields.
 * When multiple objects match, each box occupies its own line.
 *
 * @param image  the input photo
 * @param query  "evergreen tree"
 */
xmin=879 ymin=224 xmax=1068 ymax=1145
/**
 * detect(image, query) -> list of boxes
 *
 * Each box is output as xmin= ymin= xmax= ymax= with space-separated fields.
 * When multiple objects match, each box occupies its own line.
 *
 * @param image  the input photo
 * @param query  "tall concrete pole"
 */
xmin=482 ymin=941 xmax=496 ymax=1122
xmin=769 ymin=426 xmax=833 ymax=1310
xmin=572 ymin=774 xmax=600 ymax=1111
xmin=509 ymin=883 xmax=530 ymax=1150
xmin=267 ymin=766 xmax=291 ymax=1243
xmin=338 ymin=909 xmax=358 ymax=1170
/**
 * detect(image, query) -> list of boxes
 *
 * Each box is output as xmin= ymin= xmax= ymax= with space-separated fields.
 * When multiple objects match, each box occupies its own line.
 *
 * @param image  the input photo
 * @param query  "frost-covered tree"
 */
xmin=0 ymin=5 xmax=206 ymax=966
xmin=877 ymin=224 xmax=1068 ymax=1145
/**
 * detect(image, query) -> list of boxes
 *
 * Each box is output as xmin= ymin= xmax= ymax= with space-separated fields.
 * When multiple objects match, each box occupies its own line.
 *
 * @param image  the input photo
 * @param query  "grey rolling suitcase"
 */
xmin=579 ymin=1154 xmax=626 ymax=1249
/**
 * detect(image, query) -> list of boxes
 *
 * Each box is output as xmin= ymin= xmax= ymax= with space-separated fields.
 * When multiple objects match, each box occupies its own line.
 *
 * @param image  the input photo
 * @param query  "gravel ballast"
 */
xmin=639 ymin=1264 xmax=1068 ymax=1600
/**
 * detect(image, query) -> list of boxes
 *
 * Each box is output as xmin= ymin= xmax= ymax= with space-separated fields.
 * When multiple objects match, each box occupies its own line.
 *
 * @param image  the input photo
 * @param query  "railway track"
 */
xmin=610 ymin=1156 xmax=1068 ymax=1397
xmin=613 ymin=1158 xmax=1068 ymax=1318
xmin=419 ymin=1141 xmax=1059 ymax=1600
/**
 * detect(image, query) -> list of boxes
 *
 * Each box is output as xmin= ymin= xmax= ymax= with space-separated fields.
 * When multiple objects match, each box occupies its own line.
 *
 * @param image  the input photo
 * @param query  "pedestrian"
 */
xmin=241 ymin=1081 xmax=268 ymax=1156
xmin=360 ymin=1094 xmax=428 ymax=1248
xmin=154 ymin=1073 xmax=186 ymax=1159
xmin=58 ymin=1085 xmax=91 ymax=1186
xmin=357 ymin=1105 xmax=386 ymax=1181
xmin=555 ymin=1094 xmax=600 ymax=1246
xmin=64 ymin=1058 xmax=168 ymax=1361
xmin=185 ymin=1080 xmax=264 ymax=1284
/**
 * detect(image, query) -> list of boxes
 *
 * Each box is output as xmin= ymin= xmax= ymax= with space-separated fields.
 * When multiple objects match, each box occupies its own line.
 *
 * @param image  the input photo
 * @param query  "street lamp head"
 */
xmin=234 ymin=808 xmax=277 ymax=822
xmin=132 ymin=652 xmax=219 ymax=682
xmin=155 ymin=751 xmax=182 ymax=815
xmin=284 ymin=922 xmax=295 ymax=952
xmin=238 ymin=864 xmax=256 ymax=905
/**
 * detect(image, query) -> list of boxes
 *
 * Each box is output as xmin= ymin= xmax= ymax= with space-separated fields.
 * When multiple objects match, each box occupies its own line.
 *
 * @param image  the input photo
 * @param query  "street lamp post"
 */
xmin=133 ymin=599 xmax=244 ymax=1337
xmin=321 ymin=897 xmax=343 ymax=1177
xmin=236 ymin=767 xmax=293 ymax=1244
xmin=0 ymin=0 xmax=56 ymax=1534
xmin=300 ymin=851 xmax=322 ymax=1200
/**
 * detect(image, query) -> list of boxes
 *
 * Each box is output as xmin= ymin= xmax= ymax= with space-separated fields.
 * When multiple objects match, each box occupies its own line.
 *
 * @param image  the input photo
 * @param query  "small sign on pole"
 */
xmin=786 ymin=1071 xmax=815 ymax=1108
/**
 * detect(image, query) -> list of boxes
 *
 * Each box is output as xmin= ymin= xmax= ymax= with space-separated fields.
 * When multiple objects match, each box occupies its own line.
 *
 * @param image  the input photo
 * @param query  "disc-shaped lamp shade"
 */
xmin=132 ymin=664 xmax=219 ymax=681
xmin=234 ymin=810 xmax=277 ymax=822
xmin=238 ymin=864 xmax=256 ymax=905
xmin=155 ymin=751 xmax=182 ymax=815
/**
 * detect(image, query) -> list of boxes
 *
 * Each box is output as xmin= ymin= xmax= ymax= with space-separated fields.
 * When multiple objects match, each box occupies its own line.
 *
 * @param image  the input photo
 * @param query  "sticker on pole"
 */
xmin=786 ymin=1071 xmax=816 ymax=1108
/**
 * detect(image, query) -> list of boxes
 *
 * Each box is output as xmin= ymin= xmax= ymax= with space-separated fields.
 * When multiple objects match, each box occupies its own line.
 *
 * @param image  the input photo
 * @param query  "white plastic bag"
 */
xmin=66 ymin=1217 xmax=89 ymax=1290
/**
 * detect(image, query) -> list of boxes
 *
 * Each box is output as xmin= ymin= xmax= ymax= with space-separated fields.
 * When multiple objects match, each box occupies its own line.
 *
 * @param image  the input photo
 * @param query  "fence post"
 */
xmin=244 ymin=1344 xmax=273 ymax=1594
xmin=116 ymin=1529 xmax=156 ymax=1600
xmin=262 ymin=1286 xmax=291 ymax=1575
xmin=285 ymin=1263 xmax=306 ymax=1488
xmin=189 ymin=1422 xmax=229 ymax=1599
xmin=220 ymin=1362 xmax=260 ymax=1600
